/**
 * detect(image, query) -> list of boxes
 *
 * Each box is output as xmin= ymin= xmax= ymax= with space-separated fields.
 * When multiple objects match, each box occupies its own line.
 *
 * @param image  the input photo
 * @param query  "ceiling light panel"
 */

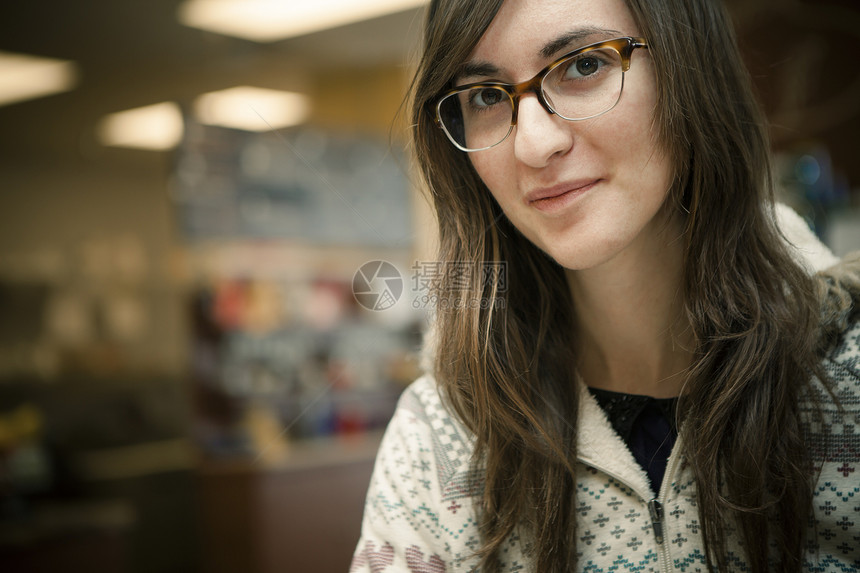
xmin=193 ymin=86 xmax=310 ymax=132
xmin=0 ymin=51 xmax=78 ymax=107
xmin=97 ymin=102 xmax=184 ymax=151
xmin=178 ymin=0 xmax=427 ymax=42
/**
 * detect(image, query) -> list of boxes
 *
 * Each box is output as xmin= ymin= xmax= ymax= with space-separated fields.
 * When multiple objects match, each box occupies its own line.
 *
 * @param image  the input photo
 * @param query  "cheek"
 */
xmin=468 ymin=153 xmax=493 ymax=185
xmin=469 ymin=152 xmax=510 ymax=202
xmin=611 ymin=103 xmax=670 ymax=189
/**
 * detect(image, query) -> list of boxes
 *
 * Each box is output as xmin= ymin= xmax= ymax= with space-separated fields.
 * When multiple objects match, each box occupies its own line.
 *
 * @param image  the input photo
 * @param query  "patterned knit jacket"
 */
xmin=351 ymin=255 xmax=860 ymax=572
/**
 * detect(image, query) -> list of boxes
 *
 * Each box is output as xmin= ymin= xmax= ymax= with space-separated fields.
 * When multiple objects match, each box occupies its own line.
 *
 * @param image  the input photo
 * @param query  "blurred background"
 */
xmin=0 ymin=1 xmax=858 ymax=572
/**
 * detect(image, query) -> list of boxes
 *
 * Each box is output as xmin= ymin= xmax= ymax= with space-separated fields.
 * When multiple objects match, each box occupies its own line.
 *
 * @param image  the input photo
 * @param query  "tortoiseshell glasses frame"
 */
xmin=433 ymin=36 xmax=649 ymax=152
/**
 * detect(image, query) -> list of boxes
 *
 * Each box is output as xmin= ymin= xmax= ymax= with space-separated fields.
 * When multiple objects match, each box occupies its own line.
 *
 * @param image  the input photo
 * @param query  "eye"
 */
xmin=469 ymin=87 xmax=506 ymax=108
xmin=563 ymin=55 xmax=603 ymax=79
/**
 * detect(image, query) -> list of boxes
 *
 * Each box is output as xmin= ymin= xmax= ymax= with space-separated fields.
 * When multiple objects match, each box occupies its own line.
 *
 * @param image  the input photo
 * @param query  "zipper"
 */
xmin=579 ymin=435 xmax=684 ymax=573
xmin=648 ymin=499 xmax=665 ymax=544
xmin=652 ymin=439 xmax=684 ymax=573
xmin=575 ymin=389 xmax=687 ymax=572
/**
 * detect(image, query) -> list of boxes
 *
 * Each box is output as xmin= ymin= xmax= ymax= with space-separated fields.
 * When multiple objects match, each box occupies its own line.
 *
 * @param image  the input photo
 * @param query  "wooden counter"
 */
xmin=196 ymin=433 xmax=382 ymax=573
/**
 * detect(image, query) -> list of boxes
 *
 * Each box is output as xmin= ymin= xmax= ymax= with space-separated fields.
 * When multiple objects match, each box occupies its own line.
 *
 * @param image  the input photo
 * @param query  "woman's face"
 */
xmin=464 ymin=0 xmax=675 ymax=271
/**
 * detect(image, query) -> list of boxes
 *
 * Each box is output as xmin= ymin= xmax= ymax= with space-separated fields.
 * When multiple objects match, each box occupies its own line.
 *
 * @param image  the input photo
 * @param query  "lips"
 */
xmin=525 ymin=179 xmax=601 ymax=212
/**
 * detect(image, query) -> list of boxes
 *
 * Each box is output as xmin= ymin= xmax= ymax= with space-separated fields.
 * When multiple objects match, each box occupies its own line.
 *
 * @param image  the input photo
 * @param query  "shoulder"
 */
xmin=816 ymin=251 xmax=860 ymax=335
xmin=776 ymin=203 xmax=840 ymax=272
xmin=804 ymin=299 xmax=860 ymax=569
xmin=804 ymin=253 xmax=860 ymax=408
xmin=393 ymin=375 xmax=453 ymax=425
xmin=381 ymin=376 xmax=478 ymax=497
xmin=814 ymin=317 xmax=860 ymax=440
xmin=823 ymin=317 xmax=860 ymax=382
xmin=802 ymin=254 xmax=860 ymax=465
xmin=387 ymin=376 xmax=474 ymax=457
xmin=351 ymin=376 xmax=483 ymax=572
xmin=816 ymin=252 xmax=860 ymax=371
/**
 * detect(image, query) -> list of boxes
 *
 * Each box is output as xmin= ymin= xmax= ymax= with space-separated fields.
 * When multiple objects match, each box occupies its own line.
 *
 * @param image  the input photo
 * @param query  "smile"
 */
xmin=526 ymin=179 xmax=601 ymax=213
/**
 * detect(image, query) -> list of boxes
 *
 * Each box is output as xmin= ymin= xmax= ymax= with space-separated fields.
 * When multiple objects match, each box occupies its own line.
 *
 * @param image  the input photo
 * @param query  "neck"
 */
xmin=566 ymin=216 xmax=692 ymax=398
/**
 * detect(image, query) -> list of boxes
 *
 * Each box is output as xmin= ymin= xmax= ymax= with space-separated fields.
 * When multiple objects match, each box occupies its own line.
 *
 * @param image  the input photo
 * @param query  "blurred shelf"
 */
xmin=198 ymin=430 xmax=384 ymax=475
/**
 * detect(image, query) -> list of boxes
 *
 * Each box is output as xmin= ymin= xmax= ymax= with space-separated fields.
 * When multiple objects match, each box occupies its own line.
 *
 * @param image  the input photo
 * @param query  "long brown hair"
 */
xmin=409 ymin=0 xmax=823 ymax=571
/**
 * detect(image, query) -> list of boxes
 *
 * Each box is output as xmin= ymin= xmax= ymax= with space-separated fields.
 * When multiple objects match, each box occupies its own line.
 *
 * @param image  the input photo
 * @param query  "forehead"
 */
xmin=469 ymin=0 xmax=638 ymax=74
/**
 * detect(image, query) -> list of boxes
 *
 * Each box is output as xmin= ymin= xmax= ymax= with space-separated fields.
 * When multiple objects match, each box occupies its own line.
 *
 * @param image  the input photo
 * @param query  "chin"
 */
xmin=529 ymin=228 xmax=623 ymax=271
xmin=543 ymin=244 xmax=615 ymax=272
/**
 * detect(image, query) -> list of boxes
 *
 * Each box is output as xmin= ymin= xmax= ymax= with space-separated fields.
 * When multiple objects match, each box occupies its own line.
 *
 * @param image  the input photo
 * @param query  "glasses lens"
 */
xmin=438 ymin=87 xmax=513 ymax=151
xmin=542 ymin=47 xmax=624 ymax=120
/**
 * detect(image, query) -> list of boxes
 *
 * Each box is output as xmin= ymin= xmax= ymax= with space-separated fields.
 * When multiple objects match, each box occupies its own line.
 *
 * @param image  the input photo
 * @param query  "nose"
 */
xmin=512 ymin=93 xmax=574 ymax=168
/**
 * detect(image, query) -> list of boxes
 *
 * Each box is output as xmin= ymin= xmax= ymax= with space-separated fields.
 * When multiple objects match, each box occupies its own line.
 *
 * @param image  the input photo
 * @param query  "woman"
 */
xmin=352 ymin=0 xmax=860 ymax=571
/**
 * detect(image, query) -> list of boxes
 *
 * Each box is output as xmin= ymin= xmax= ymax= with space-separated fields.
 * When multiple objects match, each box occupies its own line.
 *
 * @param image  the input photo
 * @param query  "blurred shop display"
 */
xmin=0 ymin=117 xmax=422 ymax=573
xmin=730 ymin=0 xmax=860 ymax=259
xmin=173 ymin=121 xmax=422 ymax=460
xmin=0 ymin=234 xmax=184 ymax=381
xmin=775 ymin=144 xmax=849 ymax=236
xmin=189 ymin=272 xmax=422 ymax=459
xmin=172 ymin=122 xmax=412 ymax=245
xmin=0 ymin=235 xmax=196 ymax=572
xmin=775 ymin=142 xmax=860 ymax=257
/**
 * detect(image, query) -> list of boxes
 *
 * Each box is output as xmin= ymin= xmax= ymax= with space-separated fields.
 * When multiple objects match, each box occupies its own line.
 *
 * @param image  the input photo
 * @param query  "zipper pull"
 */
xmin=648 ymin=499 xmax=664 ymax=544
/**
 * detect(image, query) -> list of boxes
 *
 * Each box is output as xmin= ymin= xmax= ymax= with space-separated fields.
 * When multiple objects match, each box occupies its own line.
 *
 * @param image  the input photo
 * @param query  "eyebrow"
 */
xmin=539 ymin=26 xmax=622 ymax=59
xmin=457 ymin=26 xmax=623 ymax=81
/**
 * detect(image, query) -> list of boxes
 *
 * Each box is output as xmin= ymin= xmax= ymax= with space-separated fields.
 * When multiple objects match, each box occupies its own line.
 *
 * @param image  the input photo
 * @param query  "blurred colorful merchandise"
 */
xmin=190 ymin=273 xmax=419 ymax=459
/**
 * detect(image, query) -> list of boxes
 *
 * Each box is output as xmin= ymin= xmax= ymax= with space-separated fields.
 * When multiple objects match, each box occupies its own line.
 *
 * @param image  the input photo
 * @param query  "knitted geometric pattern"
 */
xmin=351 ymin=322 xmax=860 ymax=572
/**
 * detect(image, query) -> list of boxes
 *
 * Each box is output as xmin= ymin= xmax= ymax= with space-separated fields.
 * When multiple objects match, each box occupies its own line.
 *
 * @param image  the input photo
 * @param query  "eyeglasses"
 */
xmin=433 ymin=36 xmax=649 ymax=152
